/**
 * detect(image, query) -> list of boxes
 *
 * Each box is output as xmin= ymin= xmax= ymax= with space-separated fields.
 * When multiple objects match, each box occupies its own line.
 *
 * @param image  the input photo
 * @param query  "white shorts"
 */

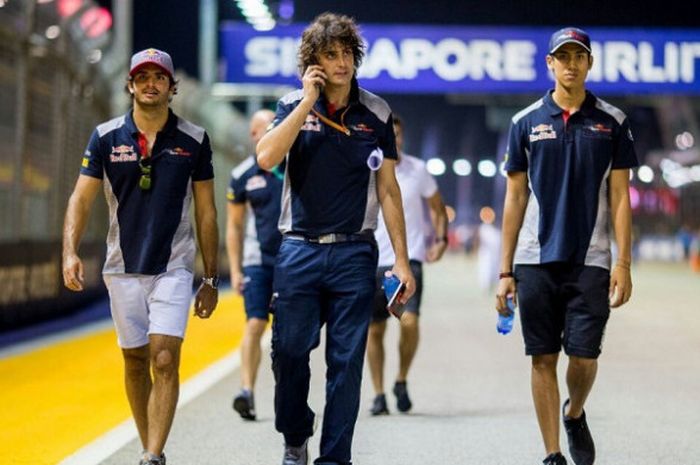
xmin=103 ymin=268 xmax=193 ymax=348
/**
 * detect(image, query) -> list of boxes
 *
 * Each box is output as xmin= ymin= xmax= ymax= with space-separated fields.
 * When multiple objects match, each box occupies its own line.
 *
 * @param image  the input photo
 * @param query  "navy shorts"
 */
xmin=242 ymin=265 xmax=274 ymax=321
xmin=372 ymin=260 xmax=423 ymax=322
xmin=514 ymin=263 xmax=610 ymax=359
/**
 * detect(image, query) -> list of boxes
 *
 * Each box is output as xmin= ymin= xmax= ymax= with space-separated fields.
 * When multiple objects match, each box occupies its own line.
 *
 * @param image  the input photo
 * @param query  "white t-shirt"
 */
xmin=376 ymin=154 xmax=438 ymax=266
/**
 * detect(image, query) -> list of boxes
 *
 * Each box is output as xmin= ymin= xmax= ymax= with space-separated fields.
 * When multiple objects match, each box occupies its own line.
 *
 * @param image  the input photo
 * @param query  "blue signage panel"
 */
xmin=220 ymin=23 xmax=700 ymax=95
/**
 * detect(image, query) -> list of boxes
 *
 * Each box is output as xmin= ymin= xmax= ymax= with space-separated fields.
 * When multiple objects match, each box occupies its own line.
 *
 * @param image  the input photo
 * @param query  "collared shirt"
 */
xmin=505 ymin=90 xmax=638 ymax=269
xmin=227 ymin=155 xmax=283 ymax=267
xmin=81 ymin=109 xmax=214 ymax=275
xmin=375 ymin=154 xmax=437 ymax=266
xmin=272 ymin=78 xmax=398 ymax=236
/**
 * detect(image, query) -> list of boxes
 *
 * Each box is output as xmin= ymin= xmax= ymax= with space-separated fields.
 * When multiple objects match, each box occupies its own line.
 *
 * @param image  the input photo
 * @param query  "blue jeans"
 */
xmin=271 ymin=238 xmax=377 ymax=465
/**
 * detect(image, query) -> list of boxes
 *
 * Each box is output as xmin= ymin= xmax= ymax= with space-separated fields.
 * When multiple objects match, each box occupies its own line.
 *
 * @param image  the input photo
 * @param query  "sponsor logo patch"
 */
xmin=245 ymin=175 xmax=267 ymax=191
xmin=81 ymin=157 xmax=89 ymax=168
xmin=529 ymin=123 xmax=557 ymax=142
xmin=165 ymin=147 xmax=192 ymax=157
xmin=350 ymin=123 xmax=374 ymax=133
xmin=110 ymin=145 xmax=137 ymax=162
xmin=586 ymin=123 xmax=612 ymax=134
xmin=301 ymin=114 xmax=321 ymax=132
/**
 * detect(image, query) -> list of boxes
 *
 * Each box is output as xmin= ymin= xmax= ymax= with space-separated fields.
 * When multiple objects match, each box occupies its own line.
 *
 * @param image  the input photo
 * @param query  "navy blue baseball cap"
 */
xmin=129 ymin=48 xmax=175 ymax=78
xmin=548 ymin=27 xmax=591 ymax=54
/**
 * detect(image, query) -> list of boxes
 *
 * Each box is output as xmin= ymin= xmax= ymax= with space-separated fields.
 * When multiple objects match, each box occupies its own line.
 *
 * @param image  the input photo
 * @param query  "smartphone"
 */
xmin=386 ymin=282 xmax=406 ymax=319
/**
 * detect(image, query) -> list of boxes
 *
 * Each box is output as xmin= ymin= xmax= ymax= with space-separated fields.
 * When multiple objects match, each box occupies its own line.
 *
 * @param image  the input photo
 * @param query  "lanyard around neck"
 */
xmin=311 ymin=108 xmax=351 ymax=136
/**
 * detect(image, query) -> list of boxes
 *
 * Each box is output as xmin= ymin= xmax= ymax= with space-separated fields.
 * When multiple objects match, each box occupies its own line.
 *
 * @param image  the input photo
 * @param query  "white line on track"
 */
xmin=58 ymin=331 xmax=271 ymax=465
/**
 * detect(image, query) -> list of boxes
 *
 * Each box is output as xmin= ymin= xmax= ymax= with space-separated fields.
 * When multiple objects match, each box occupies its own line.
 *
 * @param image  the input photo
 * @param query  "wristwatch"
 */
xmin=201 ymin=275 xmax=219 ymax=289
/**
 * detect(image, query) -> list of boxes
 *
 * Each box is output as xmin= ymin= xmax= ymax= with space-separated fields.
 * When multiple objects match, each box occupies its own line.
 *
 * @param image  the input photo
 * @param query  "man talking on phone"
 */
xmin=257 ymin=12 xmax=414 ymax=465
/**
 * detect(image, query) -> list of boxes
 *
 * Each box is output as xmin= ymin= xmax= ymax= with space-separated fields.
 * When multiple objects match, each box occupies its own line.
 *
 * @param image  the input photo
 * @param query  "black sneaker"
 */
xmin=282 ymin=438 xmax=308 ymax=465
xmin=542 ymin=452 xmax=567 ymax=464
xmin=233 ymin=390 xmax=256 ymax=420
xmin=392 ymin=381 xmax=412 ymax=413
xmin=562 ymin=399 xmax=595 ymax=465
xmin=139 ymin=452 xmax=166 ymax=465
xmin=370 ymin=394 xmax=389 ymax=415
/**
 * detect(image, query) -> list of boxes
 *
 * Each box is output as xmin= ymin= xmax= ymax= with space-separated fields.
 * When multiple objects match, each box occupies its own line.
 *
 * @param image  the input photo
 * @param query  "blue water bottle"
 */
xmin=497 ymin=295 xmax=516 ymax=335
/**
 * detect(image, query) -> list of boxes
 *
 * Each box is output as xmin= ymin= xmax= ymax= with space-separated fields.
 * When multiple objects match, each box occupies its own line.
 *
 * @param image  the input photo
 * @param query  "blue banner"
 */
xmin=220 ymin=23 xmax=700 ymax=95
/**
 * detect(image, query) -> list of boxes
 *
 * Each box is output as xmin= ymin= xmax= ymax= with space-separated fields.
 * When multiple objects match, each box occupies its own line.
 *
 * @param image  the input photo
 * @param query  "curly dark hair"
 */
xmin=298 ymin=12 xmax=365 ymax=76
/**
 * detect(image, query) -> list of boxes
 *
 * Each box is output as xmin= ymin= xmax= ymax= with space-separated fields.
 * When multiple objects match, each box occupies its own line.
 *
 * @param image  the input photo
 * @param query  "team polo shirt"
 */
xmin=272 ymin=78 xmax=398 ymax=235
xmin=505 ymin=90 xmax=638 ymax=269
xmin=80 ymin=109 xmax=214 ymax=275
xmin=227 ymin=155 xmax=283 ymax=267
xmin=375 ymin=154 xmax=437 ymax=266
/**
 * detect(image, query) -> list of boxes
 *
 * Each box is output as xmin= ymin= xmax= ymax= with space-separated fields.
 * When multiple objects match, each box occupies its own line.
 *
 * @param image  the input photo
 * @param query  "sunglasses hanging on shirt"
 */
xmin=139 ymin=158 xmax=152 ymax=190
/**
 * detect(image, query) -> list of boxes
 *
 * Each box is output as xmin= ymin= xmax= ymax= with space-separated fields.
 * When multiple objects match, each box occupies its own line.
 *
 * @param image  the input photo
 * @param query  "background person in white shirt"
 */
xmin=366 ymin=116 xmax=448 ymax=415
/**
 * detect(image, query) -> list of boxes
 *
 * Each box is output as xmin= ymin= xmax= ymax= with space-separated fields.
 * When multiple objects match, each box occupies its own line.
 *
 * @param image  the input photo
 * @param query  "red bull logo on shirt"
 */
xmin=529 ymin=124 xmax=557 ymax=142
xmin=301 ymin=114 xmax=321 ymax=132
xmin=110 ymin=145 xmax=137 ymax=162
xmin=245 ymin=175 xmax=268 ymax=191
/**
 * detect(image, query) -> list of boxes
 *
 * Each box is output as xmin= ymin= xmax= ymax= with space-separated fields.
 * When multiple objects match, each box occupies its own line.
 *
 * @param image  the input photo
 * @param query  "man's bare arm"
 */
xmin=62 ymin=174 xmax=102 ymax=291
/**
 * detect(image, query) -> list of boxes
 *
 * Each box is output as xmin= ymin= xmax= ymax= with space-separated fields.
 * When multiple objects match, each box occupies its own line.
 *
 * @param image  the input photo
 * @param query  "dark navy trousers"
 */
xmin=271 ymin=238 xmax=377 ymax=465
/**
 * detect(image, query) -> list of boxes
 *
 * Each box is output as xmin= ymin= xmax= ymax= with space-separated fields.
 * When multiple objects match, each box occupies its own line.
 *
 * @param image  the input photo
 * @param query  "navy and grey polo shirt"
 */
xmin=505 ymin=90 xmax=638 ymax=269
xmin=272 ymin=78 xmax=398 ymax=236
xmin=80 ymin=109 xmax=214 ymax=275
xmin=227 ymin=155 xmax=283 ymax=267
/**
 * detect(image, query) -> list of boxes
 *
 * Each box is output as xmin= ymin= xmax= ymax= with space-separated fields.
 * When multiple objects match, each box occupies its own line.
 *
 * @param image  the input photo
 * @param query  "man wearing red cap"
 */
xmin=62 ymin=48 xmax=219 ymax=465
xmin=497 ymin=28 xmax=638 ymax=465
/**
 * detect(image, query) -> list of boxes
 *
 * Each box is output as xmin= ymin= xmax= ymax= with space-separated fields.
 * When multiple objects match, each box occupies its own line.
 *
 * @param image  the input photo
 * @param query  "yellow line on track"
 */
xmin=0 ymin=291 xmax=246 ymax=465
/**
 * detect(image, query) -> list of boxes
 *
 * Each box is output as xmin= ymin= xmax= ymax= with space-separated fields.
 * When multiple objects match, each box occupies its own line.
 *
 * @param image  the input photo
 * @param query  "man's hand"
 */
xmin=194 ymin=283 xmax=218 ymax=319
xmin=495 ymin=277 xmax=516 ymax=316
xmin=231 ymin=269 xmax=245 ymax=295
xmin=425 ymin=238 xmax=448 ymax=263
xmin=302 ymin=65 xmax=327 ymax=102
xmin=63 ymin=253 xmax=85 ymax=291
xmin=390 ymin=261 xmax=416 ymax=305
xmin=609 ymin=265 xmax=632 ymax=308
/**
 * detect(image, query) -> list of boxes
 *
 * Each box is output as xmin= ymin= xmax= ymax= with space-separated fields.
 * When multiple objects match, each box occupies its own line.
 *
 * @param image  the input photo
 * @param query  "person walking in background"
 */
xmin=496 ymin=27 xmax=638 ymax=465
xmin=256 ymin=12 xmax=415 ymax=465
xmin=226 ymin=109 xmax=281 ymax=421
xmin=474 ymin=206 xmax=501 ymax=295
xmin=62 ymin=48 xmax=219 ymax=465
xmin=366 ymin=115 xmax=448 ymax=416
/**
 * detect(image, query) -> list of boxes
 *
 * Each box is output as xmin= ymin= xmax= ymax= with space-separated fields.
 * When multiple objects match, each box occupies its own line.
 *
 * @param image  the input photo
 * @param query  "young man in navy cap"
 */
xmin=62 ymin=48 xmax=219 ymax=465
xmin=226 ymin=108 xmax=281 ymax=421
xmin=496 ymin=28 xmax=638 ymax=465
xmin=257 ymin=12 xmax=415 ymax=465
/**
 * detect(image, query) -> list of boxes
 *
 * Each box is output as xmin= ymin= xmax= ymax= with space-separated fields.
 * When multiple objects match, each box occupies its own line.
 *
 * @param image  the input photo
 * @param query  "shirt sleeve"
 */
xmin=227 ymin=170 xmax=248 ymax=205
xmin=420 ymin=162 xmax=438 ymax=198
xmin=504 ymin=119 xmax=528 ymax=172
xmin=79 ymin=129 xmax=104 ymax=179
xmin=192 ymin=132 xmax=215 ymax=181
xmin=611 ymin=118 xmax=639 ymax=170
xmin=379 ymin=113 xmax=398 ymax=161
xmin=271 ymin=97 xmax=294 ymax=129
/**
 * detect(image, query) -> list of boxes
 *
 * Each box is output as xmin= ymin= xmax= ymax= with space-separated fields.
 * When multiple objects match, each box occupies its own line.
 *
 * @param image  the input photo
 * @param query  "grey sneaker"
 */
xmin=563 ymin=399 xmax=595 ymax=465
xmin=139 ymin=452 xmax=166 ymax=465
xmin=543 ymin=452 xmax=567 ymax=464
xmin=233 ymin=390 xmax=256 ymax=420
xmin=282 ymin=439 xmax=308 ymax=465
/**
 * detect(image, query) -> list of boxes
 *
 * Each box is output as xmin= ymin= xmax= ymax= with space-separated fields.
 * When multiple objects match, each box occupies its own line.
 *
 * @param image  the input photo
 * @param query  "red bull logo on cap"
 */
xmin=129 ymin=48 xmax=175 ymax=78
